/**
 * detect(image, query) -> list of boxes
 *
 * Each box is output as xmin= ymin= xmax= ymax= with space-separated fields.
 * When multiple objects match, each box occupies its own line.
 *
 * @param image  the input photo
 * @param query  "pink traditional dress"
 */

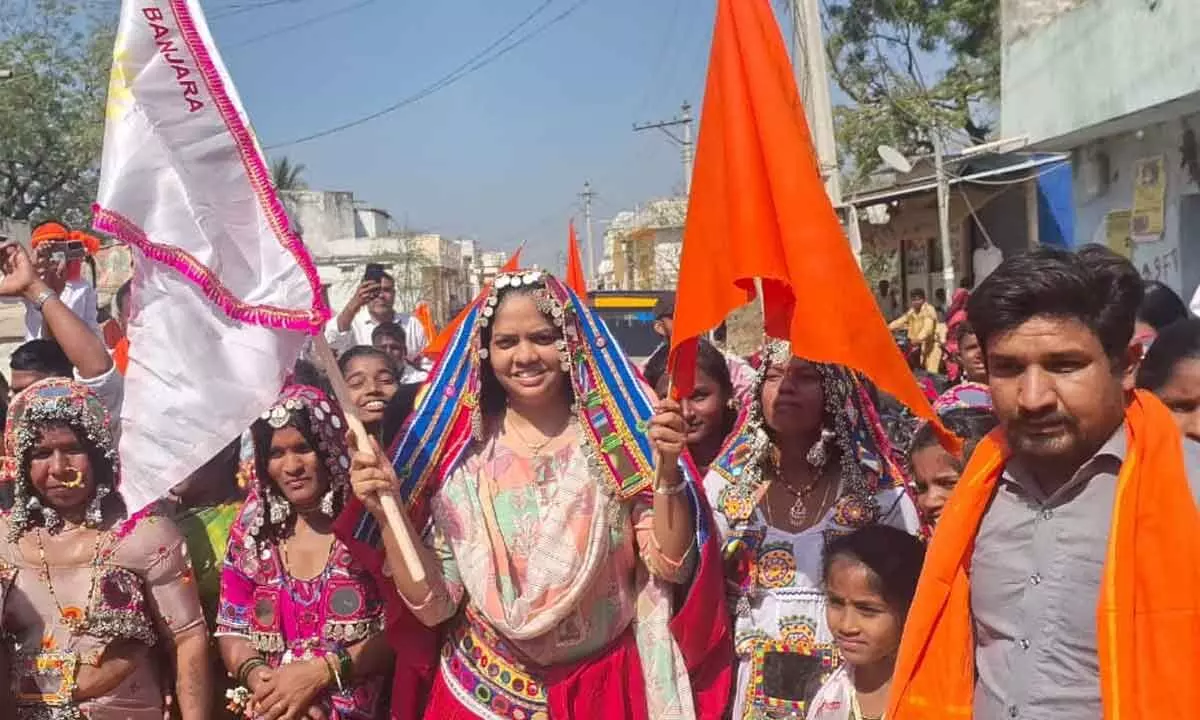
xmin=216 ymin=386 xmax=387 ymax=720
xmin=0 ymin=378 xmax=206 ymax=720
xmin=338 ymin=270 xmax=734 ymax=719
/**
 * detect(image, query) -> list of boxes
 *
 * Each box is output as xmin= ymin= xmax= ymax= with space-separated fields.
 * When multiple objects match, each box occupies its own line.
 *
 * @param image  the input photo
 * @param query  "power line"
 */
xmin=225 ymin=0 xmax=377 ymax=49
xmin=210 ymin=0 xmax=312 ymax=21
xmin=266 ymin=0 xmax=591 ymax=149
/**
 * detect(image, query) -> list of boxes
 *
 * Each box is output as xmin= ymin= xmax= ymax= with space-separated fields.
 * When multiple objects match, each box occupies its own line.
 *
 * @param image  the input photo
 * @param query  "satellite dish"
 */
xmin=877 ymin=145 xmax=913 ymax=174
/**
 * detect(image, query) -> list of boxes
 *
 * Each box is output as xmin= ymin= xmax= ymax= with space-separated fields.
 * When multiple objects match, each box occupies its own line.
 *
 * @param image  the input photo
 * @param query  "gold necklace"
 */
xmin=773 ymin=470 xmax=835 ymax=529
xmin=851 ymin=687 xmax=884 ymax=720
xmin=505 ymin=416 xmax=568 ymax=457
xmin=35 ymin=527 xmax=107 ymax=636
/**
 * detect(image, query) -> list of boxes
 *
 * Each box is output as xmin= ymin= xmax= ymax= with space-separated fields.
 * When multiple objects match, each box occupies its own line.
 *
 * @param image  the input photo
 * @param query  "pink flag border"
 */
xmin=92 ymin=0 xmax=330 ymax=335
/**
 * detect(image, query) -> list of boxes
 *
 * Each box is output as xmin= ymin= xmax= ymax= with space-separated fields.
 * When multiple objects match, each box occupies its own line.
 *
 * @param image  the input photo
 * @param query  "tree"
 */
xmin=0 ymin=1 xmax=115 ymax=226
xmin=270 ymin=157 xmax=307 ymax=191
xmin=821 ymin=0 xmax=1000 ymax=185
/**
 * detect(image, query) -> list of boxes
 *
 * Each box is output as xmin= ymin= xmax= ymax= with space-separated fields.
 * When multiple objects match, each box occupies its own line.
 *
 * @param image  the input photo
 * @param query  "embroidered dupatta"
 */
xmin=339 ymin=272 xmax=733 ymax=719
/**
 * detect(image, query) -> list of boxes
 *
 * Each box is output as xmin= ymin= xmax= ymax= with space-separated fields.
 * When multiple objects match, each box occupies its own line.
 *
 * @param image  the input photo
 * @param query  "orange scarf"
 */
xmin=887 ymin=390 xmax=1200 ymax=719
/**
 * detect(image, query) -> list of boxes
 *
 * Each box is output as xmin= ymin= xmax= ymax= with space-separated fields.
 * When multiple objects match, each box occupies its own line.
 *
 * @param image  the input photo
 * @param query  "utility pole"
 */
xmin=579 ymin=181 xmax=597 ymax=285
xmin=788 ymin=0 xmax=841 ymax=205
xmin=932 ymin=132 xmax=955 ymax=291
xmin=633 ymin=102 xmax=695 ymax=196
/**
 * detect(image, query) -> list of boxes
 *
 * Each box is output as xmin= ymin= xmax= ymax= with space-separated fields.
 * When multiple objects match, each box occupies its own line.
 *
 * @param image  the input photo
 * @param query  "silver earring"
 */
xmin=85 ymin=485 xmax=110 ymax=528
xmin=470 ymin=406 xmax=484 ymax=442
xmin=320 ymin=489 xmax=335 ymax=517
xmin=268 ymin=492 xmax=290 ymax=525
xmin=806 ymin=428 xmax=836 ymax=469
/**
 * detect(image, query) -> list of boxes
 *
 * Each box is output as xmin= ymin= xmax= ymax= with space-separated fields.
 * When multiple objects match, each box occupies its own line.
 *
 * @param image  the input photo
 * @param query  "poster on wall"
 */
xmin=1105 ymin=209 xmax=1133 ymax=259
xmin=1131 ymin=156 xmax=1166 ymax=240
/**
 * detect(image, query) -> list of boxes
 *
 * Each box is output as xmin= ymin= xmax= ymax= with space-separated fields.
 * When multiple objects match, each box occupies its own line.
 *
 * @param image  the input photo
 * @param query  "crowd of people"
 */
xmin=0 ymin=221 xmax=1196 ymax=719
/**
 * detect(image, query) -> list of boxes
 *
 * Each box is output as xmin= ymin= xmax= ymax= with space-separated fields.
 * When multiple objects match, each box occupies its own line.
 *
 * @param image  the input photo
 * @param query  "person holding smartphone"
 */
xmin=23 ymin=221 xmax=101 ymax=341
xmin=325 ymin=263 xmax=429 ymax=363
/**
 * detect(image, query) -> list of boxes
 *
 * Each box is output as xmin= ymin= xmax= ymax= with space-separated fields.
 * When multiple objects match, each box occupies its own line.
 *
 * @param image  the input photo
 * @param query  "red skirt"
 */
xmin=424 ymin=624 xmax=649 ymax=720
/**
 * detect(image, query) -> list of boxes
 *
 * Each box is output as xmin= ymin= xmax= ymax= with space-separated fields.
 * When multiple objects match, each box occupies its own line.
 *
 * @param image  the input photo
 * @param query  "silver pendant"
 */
xmin=789 ymin=495 xmax=809 ymax=526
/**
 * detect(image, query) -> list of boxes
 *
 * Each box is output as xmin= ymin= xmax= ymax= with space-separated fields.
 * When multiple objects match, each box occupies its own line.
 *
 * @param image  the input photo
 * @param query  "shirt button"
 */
xmin=1008 ymin=706 xmax=1019 ymax=718
xmin=1041 ymin=508 xmax=1054 ymax=520
xmin=1029 ymin=573 xmax=1042 ymax=585
xmin=1019 ymin=638 xmax=1031 ymax=650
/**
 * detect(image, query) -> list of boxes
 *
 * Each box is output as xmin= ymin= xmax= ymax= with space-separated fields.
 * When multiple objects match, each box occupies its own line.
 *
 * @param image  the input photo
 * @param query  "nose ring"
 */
xmin=61 ymin=467 xmax=85 ymax=489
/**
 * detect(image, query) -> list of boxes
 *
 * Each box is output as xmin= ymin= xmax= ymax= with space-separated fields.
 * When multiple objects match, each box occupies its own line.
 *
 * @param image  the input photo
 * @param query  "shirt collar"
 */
xmin=1004 ymin=422 xmax=1126 ymax=505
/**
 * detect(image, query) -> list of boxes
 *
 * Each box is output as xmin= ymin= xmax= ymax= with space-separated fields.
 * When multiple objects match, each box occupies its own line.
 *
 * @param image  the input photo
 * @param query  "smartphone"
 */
xmin=363 ymin=263 xmax=386 ymax=284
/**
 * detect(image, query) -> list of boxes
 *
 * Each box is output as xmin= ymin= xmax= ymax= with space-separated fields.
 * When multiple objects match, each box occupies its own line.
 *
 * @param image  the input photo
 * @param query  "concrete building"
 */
xmin=1002 ymin=0 xmax=1200 ymax=297
xmin=842 ymin=152 xmax=1071 ymax=303
xmin=280 ymin=189 xmax=476 ymax=325
xmin=599 ymin=197 xmax=687 ymax=291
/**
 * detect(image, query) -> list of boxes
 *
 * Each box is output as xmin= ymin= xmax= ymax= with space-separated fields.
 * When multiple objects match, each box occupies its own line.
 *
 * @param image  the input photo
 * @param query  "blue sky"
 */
xmin=204 ymin=0 xmax=746 ymax=270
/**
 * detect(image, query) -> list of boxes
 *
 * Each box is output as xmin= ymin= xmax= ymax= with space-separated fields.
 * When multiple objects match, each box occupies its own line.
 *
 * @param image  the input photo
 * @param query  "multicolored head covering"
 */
xmin=933 ymin=381 xmax=992 ymax=414
xmin=242 ymin=385 xmax=351 ymax=549
xmin=3 ymin=378 xmax=119 ymax=539
xmin=349 ymin=270 xmax=703 ymax=544
xmin=710 ymin=339 xmax=910 ymax=536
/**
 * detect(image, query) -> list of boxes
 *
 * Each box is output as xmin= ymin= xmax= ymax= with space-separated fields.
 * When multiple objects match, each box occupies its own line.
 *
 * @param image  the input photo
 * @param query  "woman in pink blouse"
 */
xmin=0 ymin=378 xmax=211 ymax=719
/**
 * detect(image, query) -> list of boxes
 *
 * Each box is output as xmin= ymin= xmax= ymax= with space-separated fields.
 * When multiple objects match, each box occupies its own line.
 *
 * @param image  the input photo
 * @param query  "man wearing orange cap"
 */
xmin=25 ymin=221 xmax=101 ymax=341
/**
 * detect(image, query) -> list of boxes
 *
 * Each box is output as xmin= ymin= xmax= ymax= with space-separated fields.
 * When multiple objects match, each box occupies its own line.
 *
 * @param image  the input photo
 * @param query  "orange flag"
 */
xmin=413 ymin=301 xmax=437 ymax=343
xmin=501 ymin=246 xmax=522 ymax=273
xmin=668 ymin=0 xmax=939 ymax=429
xmin=565 ymin=220 xmax=588 ymax=297
xmin=425 ymin=245 xmax=524 ymax=358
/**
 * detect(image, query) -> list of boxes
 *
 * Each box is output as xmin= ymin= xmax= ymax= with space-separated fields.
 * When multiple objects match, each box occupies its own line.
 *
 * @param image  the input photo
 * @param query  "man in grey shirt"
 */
xmin=888 ymin=245 xmax=1200 ymax=719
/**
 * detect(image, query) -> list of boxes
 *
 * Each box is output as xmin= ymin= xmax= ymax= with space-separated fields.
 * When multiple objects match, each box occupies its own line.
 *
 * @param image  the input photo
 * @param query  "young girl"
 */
xmin=907 ymin=408 xmax=997 ymax=527
xmin=807 ymin=525 xmax=925 ymax=720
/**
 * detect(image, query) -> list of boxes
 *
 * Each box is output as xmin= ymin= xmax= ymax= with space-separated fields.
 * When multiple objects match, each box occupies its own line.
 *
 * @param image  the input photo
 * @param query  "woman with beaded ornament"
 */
xmin=345 ymin=270 xmax=733 ymax=719
xmin=0 ymin=377 xmax=212 ymax=719
xmin=215 ymin=385 xmax=394 ymax=720
xmin=704 ymin=340 xmax=921 ymax=719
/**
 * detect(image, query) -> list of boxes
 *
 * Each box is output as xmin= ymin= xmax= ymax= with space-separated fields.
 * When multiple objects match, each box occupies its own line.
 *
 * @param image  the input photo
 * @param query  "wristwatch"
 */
xmin=30 ymin=287 xmax=57 ymax=311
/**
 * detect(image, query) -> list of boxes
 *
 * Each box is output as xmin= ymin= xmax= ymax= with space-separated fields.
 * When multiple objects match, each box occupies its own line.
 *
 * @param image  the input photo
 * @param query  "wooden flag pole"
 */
xmin=655 ymin=377 xmax=677 ymax=531
xmin=312 ymin=336 xmax=427 ymax=584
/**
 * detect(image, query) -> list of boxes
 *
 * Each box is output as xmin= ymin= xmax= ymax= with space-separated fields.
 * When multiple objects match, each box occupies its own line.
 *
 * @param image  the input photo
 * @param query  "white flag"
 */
xmin=94 ymin=0 xmax=329 ymax=513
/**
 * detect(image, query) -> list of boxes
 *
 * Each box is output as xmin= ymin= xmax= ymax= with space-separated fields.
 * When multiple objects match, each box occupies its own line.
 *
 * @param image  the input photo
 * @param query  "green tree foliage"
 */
xmin=823 ymin=0 xmax=999 ymax=184
xmin=270 ymin=157 xmax=308 ymax=191
xmin=0 ymin=1 xmax=115 ymax=226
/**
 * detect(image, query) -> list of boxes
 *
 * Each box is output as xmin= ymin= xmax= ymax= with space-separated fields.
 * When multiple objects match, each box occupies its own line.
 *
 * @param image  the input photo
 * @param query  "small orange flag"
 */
xmin=565 ymin=220 xmax=588 ymax=297
xmin=668 ymin=0 xmax=940 ymax=430
xmin=413 ymin=301 xmax=437 ymax=343
xmin=425 ymin=245 xmax=524 ymax=358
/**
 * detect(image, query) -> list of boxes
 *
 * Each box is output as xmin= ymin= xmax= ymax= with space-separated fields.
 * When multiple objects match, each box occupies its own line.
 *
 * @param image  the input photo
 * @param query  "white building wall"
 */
xmin=1073 ymin=115 xmax=1200 ymax=297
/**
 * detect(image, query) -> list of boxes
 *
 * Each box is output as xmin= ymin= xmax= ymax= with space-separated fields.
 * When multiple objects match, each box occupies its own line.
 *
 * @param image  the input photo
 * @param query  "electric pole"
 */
xmin=788 ymin=0 xmax=841 ymax=205
xmin=633 ymin=102 xmax=695 ymax=196
xmin=579 ymin=181 xmax=597 ymax=285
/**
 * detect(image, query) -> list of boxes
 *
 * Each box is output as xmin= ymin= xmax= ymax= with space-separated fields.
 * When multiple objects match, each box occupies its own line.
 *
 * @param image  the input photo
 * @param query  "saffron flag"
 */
xmin=413 ymin=301 xmax=437 ymax=344
xmin=425 ymin=245 xmax=523 ymax=358
xmin=668 ymin=0 xmax=939 ymax=428
xmin=565 ymin=220 xmax=588 ymax=297
xmin=94 ymin=0 xmax=329 ymax=512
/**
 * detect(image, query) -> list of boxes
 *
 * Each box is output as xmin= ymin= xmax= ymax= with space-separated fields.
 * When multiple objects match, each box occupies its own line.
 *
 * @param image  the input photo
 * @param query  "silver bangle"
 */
xmin=654 ymin=481 xmax=688 ymax=496
xmin=30 ymin=288 xmax=56 ymax=310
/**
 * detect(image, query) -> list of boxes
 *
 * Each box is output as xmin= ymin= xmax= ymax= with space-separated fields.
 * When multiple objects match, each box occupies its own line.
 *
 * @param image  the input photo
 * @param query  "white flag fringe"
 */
xmin=94 ymin=0 xmax=329 ymax=513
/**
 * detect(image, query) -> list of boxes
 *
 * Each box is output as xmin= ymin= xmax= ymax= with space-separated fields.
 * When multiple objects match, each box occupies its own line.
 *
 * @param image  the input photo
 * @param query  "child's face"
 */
xmin=825 ymin=558 xmax=904 ymax=668
xmin=911 ymin=444 xmax=961 ymax=526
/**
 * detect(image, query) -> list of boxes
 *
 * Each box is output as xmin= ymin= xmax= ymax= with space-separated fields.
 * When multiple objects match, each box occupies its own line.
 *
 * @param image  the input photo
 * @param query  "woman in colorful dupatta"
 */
xmin=0 ymin=378 xmax=212 ymax=719
xmin=345 ymin=270 xmax=733 ymax=719
xmin=705 ymin=340 xmax=921 ymax=719
xmin=216 ymin=386 xmax=391 ymax=720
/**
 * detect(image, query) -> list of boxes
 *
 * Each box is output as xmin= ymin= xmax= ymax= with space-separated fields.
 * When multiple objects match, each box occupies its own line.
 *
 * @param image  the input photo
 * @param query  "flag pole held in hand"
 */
xmin=312 ymin=336 xmax=426 ymax=584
